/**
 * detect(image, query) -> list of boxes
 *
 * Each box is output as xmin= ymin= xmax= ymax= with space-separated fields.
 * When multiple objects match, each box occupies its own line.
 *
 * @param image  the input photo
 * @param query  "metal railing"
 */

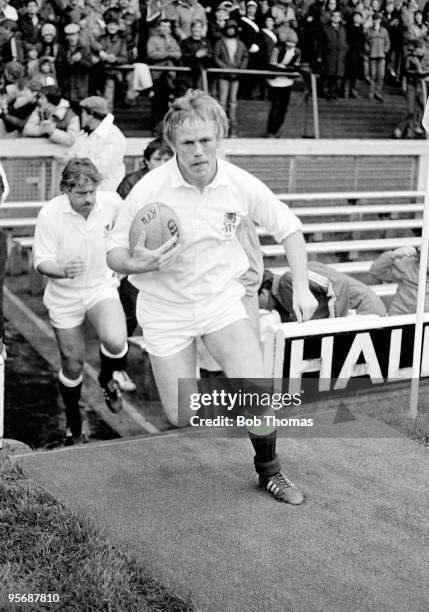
xmin=119 ymin=63 xmax=320 ymax=138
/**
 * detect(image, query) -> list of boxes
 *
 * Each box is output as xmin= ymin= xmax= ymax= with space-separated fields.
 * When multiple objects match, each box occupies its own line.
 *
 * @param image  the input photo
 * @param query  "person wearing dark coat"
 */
xmin=344 ymin=10 xmax=365 ymax=97
xmin=239 ymin=0 xmax=263 ymax=98
xmin=181 ymin=18 xmax=213 ymax=88
xmin=55 ymin=23 xmax=92 ymax=111
xmin=18 ymin=0 xmax=43 ymax=45
xmin=260 ymin=14 xmax=277 ymax=69
xmin=321 ymin=9 xmax=348 ymax=98
xmin=301 ymin=0 xmax=325 ymax=69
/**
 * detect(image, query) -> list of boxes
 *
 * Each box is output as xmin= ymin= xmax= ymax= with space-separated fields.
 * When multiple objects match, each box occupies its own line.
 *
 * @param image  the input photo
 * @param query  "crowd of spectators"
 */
xmin=1 ymin=0 xmax=429 ymax=139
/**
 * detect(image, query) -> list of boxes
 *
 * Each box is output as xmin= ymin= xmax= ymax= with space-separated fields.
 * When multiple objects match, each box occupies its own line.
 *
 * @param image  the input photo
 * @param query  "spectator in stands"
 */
xmin=344 ymin=10 xmax=365 ymax=97
xmin=300 ymin=0 xmax=325 ymax=69
xmin=343 ymin=0 xmax=363 ymax=25
xmin=147 ymin=18 xmax=182 ymax=135
xmin=383 ymin=0 xmax=401 ymax=80
xmin=99 ymin=12 xmax=128 ymax=112
xmin=55 ymin=23 xmax=92 ymax=111
xmin=365 ymin=11 xmax=390 ymax=101
xmin=37 ymin=22 xmax=59 ymax=62
xmin=33 ymin=158 xmax=129 ymax=445
xmin=166 ymin=0 xmax=208 ymax=42
xmin=23 ymin=84 xmax=79 ymax=145
xmin=69 ymin=95 xmax=126 ymax=191
xmin=0 ymin=0 xmax=18 ymax=22
xmin=18 ymin=0 xmax=43 ymax=46
xmin=116 ymin=137 xmax=173 ymax=354
xmin=400 ymin=0 xmax=419 ymax=77
xmin=38 ymin=55 xmax=57 ymax=83
xmin=1 ymin=19 xmax=26 ymax=65
xmin=369 ymin=246 xmax=428 ymax=315
xmin=265 ymin=25 xmax=300 ymax=138
xmin=260 ymin=15 xmax=277 ymax=69
xmin=239 ymin=0 xmax=263 ymax=99
xmin=271 ymin=0 xmax=298 ymax=29
xmin=0 ymin=69 xmax=42 ymax=137
xmin=393 ymin=40 xmax=427 ymax=138
xmin=214 ymin=18 xmax=248 ymax=137
xmin=321 ymin=0 xmax=340 ymax=26
xmin=181 ymin=19 xmax=213 ymax=89
xmin=321 ymin=9 xmax=348 ymax=99
xmin=117 ymin=0 xmax=139 ymax=62
xmin=408 ymin=9 xmax=427 ymax=44
xmin=260 ymin=261 xmax=387 ymax=320
xmin=207 ymin=7 xmax=228 ymax=47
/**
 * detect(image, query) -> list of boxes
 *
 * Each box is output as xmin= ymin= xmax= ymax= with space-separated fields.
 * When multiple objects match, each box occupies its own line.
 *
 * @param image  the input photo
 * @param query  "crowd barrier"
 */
xmin=118 ymin=63 xmax=320 ymax=138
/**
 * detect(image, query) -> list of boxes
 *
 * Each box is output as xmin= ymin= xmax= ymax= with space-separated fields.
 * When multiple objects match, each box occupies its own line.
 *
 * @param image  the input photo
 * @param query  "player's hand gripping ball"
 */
xmin=129 ymin=202 xmax=182 ymax=254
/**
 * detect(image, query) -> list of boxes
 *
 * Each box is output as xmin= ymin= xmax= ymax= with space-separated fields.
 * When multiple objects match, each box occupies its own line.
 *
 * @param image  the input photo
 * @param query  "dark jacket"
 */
xmin=55 ymin=41 xmax=92 ymax=103
xmin=181 ymin=36 xmax=213 ymax=69
xmin=345 ymin=22 xmax=365 ymax=76
xmin=214 ymin=37 xmax=249 ymax=80
xmin=117 ymin=167 xmax=147 ymax=200
xmin=18 ymin=14 xmax=44 ymax=45
xmin=321 ymin=23 xmax=348 ymax=76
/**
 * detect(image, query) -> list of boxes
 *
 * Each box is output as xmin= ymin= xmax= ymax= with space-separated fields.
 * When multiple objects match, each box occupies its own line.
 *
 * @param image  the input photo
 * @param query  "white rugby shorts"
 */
xmin=44 ymin=280 xmax=120 ymax=329
xmin=137 ymin=292 xmax=249 ymax=357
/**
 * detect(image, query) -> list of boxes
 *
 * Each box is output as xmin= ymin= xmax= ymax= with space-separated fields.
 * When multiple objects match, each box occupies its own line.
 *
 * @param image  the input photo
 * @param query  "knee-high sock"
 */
xmin=248 ymin=429 xmax=281 ymax=477
xmin=58 ymin=370 xmax=83 ymax=438
xmin=98 ymin=343 xmax=128 ymax=388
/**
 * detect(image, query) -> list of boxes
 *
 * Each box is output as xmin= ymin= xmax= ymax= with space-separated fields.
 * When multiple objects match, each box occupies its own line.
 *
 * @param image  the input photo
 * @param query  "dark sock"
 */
xmin=98 ymin=347 xmax=127 ymax=388
xmin=58 ymin=380 xmax=82 ymax=438
xmin=248 ymin=429 xmax=277 ymax=464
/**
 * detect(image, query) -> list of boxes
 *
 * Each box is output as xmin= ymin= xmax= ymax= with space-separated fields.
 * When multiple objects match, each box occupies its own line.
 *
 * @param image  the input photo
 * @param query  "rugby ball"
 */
xmin=129 ymin=202 xmax=182 ymax=253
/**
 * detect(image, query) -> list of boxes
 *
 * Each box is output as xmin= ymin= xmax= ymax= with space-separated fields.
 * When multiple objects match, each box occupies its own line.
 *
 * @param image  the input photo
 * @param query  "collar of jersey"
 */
xmin=170 ymin=156 xmax=229 ymax=189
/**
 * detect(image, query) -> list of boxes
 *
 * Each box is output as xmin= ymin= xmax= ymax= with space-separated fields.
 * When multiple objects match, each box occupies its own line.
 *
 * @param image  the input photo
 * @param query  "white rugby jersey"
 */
xmin=34 ymin=191 xmax=122 ymax=291
xmin=107 ymin=157 xmax=302 ymax=305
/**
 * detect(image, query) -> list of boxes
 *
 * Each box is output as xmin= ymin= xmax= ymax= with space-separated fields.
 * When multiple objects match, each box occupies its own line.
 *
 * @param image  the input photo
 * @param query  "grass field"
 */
xmin=0 ymin=452 xmax=192 ymax=612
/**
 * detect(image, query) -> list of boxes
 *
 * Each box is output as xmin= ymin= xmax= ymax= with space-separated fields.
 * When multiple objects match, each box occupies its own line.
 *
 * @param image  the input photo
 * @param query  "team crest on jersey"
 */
xmin=222 ymin=211 xmax=239 ymax=239
xmin=103 ymin=223 xmax=112 ymax=238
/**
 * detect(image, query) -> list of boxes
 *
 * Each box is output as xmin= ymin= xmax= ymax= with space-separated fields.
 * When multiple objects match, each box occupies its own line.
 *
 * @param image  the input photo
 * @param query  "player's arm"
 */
xmin=107 ymin=234 xmax=181 ymax=275
xmin=36 ymin=258 xmax=85 ymax=279
xmin=246 ymin=180 xmax=317 ymax=322
xmin=282 ymin=230 xmax=318 ymax=322
xmin=33 ymin=210 xmax=85 ymax=279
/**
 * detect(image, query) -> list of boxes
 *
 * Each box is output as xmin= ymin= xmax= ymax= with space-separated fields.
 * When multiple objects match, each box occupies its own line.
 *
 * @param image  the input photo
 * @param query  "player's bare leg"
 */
xmin=202 ymin=318 xmax=304 ymax=505
xmin=149 ymin=342 xmax=198 ymax=427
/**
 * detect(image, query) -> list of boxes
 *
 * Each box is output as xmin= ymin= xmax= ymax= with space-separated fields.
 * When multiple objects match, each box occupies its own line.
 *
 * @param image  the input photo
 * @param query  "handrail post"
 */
xmin=201 ymin=68 xmax=209 ymax=94
xmin=422 ymin=78 xmax=428 ymax=140
xmin=310 ymin=73 xmax=320 ymax=139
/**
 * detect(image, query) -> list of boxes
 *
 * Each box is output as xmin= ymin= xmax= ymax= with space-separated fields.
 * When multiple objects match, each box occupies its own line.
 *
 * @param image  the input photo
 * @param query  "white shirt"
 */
xmin=107 ymin=157 xmax=302 ymax=306
xmin=1 ymin=4 xmax=18 ymax=20
xmin=33 ymin=191 xmax=122 ymax=293
xmin=69 ymin=114 xmax=126 ymax=191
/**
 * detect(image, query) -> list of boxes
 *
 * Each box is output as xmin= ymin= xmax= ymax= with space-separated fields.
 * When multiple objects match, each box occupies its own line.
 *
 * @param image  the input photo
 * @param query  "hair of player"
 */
xmin=60 ymin=158 xmax=102 ymax=191
xmin=143 ymin=137 xmax=173 ymax=162
xmin=163 ymin=90 xmax=229 ymax=148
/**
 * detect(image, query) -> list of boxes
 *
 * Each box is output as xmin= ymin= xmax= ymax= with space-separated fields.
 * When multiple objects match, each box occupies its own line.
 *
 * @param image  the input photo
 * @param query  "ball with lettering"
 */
xmin=128 ymin=202 xmax=182 ymax=253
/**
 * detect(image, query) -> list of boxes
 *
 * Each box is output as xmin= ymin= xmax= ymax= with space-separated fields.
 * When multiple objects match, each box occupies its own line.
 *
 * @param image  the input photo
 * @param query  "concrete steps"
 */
xmin=115 ymin=81 xmax=410 ymax=140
